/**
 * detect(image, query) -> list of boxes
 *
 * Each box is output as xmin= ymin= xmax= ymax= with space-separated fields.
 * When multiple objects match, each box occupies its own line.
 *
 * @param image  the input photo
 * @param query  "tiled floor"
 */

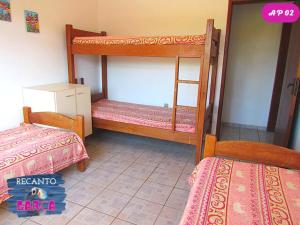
xmin=0 ymin=130 xmax=195 ymax=225
xmin=220 ymin=123 xmax=274 ymax=143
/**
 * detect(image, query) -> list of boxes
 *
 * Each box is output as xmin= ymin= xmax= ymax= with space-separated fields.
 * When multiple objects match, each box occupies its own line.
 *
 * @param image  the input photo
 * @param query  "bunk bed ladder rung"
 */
xmin=172 ymin=57 xmax=201 ymax=132
xmin=177 ymin=80 xmax=199 ymax=84
xmin=176 ymin=105 xmax=197 ymax=111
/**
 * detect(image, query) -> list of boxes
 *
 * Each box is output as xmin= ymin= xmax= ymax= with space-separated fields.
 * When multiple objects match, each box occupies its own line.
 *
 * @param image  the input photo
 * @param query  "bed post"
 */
xmin=23 ymin=106 xmax=32 ymax=124
xmin=195 ymin=19 xmax=214 ymax=164
xmin=101 ymin=31 xmax=108 ymax=99
xmin=66 ymin=24 xmax=76 ymax=84
xmin=207 ymin=29 xmax=221 ymax=133
xmin=203 ymin=135 xmax=217 ymax=158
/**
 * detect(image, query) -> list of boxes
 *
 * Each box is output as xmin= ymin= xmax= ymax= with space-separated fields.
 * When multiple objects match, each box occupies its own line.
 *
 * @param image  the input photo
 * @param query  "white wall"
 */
xmin=96 ymin=0 xmax=228 ymax=133
xmin=0 ymin=0 xmax=100 ymax=130
xmin=222 ymin=3 xmax=282 ymax=127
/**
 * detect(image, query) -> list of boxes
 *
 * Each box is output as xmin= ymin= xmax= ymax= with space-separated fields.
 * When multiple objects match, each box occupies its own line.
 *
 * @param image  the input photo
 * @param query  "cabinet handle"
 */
xmin=65 ymin=94 xmax=75 ymax=98
xmin=77 ymin=92 xmax=85 ymax=95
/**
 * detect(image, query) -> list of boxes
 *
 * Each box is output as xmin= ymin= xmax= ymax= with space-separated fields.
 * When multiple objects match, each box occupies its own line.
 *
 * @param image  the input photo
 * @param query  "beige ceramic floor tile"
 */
xmin=62 ymin=163 xmax=98 ymax=181
xmin=0 ymin=208 xmax=27 ymax=225
xmin=154 ymin=206 xmax=183 ymax=225
xmin=87 ymin=189 xmax=131 ymax=217
xmin=111 ymin=218 xmax=135 ymax=225
xmin=258 ymin=130 xmax=274 ymax=144
xmin=99 ymin=158 xmax=133 ymax=173
xmin=108 ymin=175 xmax=144 ymax=196
xmin=22 ymin=220 xmax=40 ymax=225
xmin=83 ymin=168 xmax=120 ymax=188
xmin=118 ymin=198 xmax=162 ymax=225
xmin=66 ymin=181 xmax=104 ymax=206
xmin=31 ymin=201 xmax=83 ymax=225
xmin=68 ymin=208 xmax=114 ymax=225
xmin=175 ymin=173 xmax=191 ymax=191
xmin=157 ymin=160 xmax=185 ymax=172
xmin=166 ymin=188 xmax=189 ymax=210
xmin=148 ymin=168 xmax=181 ymax=186
xmin=135 ymin=181 xmax=173 ymax=205
xmin=62 ymin=176 xmax=79 ymax=190
xmin=239 ymin=128 xmax=259 ymax=141
xmin=123 ymin=162 xmax=156 ymax=180
xmin=220 ymin=125 xmax=239 ymax=140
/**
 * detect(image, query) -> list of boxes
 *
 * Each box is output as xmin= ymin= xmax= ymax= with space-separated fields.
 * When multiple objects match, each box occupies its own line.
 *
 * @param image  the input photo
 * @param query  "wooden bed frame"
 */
xmin=204 ymin=135 xmax=300 ymax=170
xmin=23 ymin=107 xmax=87 ymax=171
xmin=66 ymin=19 xmax=221 ymax=164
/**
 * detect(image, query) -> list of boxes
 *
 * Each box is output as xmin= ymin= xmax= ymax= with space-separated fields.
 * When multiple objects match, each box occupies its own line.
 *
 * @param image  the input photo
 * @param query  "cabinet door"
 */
xmin=76 ymin=87 xmax=92 ymax=136
xmin=55 ymin=89 xmax=77 ymax=116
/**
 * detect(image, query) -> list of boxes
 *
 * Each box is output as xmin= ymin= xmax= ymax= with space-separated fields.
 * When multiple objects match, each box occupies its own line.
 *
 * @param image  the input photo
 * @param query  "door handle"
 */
xmin=287 ymin=78 xmax=300 ymax=96
xmin=287 ymin=81 xmax=294 ymax=89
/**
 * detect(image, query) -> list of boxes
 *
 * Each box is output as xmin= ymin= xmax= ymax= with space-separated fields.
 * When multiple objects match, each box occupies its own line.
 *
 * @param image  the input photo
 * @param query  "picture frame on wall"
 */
xmin=24 ymin=10 xmax=40 ymax=33
xmin=0 ymin=0 xmax=11 ymax=22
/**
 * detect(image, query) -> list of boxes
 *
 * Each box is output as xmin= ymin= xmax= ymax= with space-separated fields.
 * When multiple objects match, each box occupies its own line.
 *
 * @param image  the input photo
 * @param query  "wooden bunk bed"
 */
xmin=65 ymin=19 xmax=221 ymax=164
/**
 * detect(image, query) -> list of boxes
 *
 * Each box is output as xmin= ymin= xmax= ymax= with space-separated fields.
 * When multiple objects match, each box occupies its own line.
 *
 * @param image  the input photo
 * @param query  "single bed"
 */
xmin=92 ymin=99 xmax=196 ymax=133
xmin=180 ymin=135 xmax=300 ymax=225
xmin=0 ymin=107 xmax=88 ymax=204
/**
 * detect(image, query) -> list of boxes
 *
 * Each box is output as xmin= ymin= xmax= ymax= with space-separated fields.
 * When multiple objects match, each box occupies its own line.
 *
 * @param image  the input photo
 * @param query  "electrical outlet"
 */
xmin=164 ymin=103 xmax=169 ymax=108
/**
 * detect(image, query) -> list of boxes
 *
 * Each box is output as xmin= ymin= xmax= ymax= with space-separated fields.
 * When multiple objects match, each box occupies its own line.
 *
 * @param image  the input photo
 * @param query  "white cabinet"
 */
xmin=23 ymin=83 xmax=92 ymax=137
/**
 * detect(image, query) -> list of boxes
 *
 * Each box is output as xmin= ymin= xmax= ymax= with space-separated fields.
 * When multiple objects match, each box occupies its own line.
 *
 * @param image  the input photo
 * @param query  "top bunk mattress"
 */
xmin=92 ymin=99 xmax=196 ymax=133
xmin=73 ymin=34 xmax=206 ymax=46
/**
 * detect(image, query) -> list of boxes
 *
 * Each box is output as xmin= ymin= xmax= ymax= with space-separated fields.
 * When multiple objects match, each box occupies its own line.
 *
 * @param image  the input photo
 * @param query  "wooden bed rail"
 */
xmin=204 ymin=135 xmax=300 ymax=170
xmin=23 ymin=107 xmax=84 ymax=140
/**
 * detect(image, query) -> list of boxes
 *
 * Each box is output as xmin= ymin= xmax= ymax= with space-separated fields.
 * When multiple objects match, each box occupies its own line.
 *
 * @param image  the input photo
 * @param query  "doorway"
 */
xmin=219 ymin=3 xmax=282 ymax=143
xmin=217 ymin=0 xmax=300 ymax=148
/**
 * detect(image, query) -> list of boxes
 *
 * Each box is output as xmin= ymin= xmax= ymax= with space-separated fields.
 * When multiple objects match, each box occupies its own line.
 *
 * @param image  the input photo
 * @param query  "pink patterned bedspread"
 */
xmin=180 ymin=157 xmax=300 ymax=225
xmin=0 ymin=124 xmax=88 ymax=204
xmin=92 ymin=99 xmax=196 ymax=133
xmin=73 ymin=34 xmax=206 ymax=46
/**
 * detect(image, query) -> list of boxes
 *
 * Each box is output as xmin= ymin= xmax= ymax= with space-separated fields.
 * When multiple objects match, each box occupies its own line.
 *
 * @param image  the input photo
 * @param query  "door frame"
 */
xmin=216 ymin=0 xmax=290 ymax=139
xmin=267 ymin=24 xmax=292 ymax=131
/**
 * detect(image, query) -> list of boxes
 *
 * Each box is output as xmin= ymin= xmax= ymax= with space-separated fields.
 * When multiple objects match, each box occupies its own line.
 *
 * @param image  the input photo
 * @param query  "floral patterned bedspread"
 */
xmin=92 ymin=99 xmax=196 ymax=133
xmin=73 ymin=34 xmax=206 ymax=46
xmin=180 ymin=157 xmax=300 ymax=225
xmin=0 ymin=124 xmax=88 ymax=204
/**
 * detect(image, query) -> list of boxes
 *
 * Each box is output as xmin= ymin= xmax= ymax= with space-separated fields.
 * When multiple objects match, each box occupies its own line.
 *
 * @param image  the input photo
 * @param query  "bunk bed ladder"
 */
xmin=172 ymin=56 xmax=198 ymax=132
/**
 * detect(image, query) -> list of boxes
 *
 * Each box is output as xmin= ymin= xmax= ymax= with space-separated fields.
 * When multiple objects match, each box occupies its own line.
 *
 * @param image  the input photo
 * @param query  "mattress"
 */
xmin=92 ymin=99 xmax=196 ymax=133
xmin=180 ymin=157 xmax=300 ymax=225
xmin=73 ymin=34 xmax=206 ymax=46
xmin=0 ymin=124 xmax=88 ymax=204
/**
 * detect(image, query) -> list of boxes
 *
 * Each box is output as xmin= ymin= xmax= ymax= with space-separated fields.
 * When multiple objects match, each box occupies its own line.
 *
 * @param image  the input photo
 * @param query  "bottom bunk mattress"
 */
xmin=180 ymin=157 xmax=300 ymax=225
xmin=92 ymin=99 xmax=196 ymax=133
xmin=0 ymin=124 xmax=89 ymax=204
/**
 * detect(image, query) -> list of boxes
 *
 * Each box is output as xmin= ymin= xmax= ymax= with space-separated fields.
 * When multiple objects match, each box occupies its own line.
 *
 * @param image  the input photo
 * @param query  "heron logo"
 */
xmin=7 ymin=174 xmax=66 ymax=217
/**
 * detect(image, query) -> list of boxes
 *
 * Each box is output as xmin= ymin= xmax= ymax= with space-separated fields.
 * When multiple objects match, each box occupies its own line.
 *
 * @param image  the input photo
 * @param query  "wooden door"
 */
xmin=274 ymin=19 xmax=300 ymax=147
